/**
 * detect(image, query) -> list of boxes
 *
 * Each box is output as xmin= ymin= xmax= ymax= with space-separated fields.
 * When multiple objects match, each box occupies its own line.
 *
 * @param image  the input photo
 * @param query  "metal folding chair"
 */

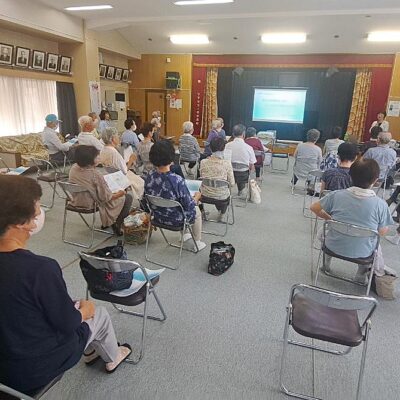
xmin=29 ymin=157 xmax=68 ymax=210
xmin=291 ymin=157 xmax=320 ymax=195
xmin=253 ymin=150 xmax=266 ymax=183
xmin=79 ymin=252 xmax=166 ymax=364
xmin=200 ymin=178 xmax=235 ymax=237
xmin=145 ymin=194 xmax=200 ymax=270
xmin=271 ymin=141 xmax=290 ymax=173
xmin=58 ymin=182 xmax=113 ymax=248
xmin=280 ymin=283 xmax=378 ymax=400
xmin=302 ymin=169 xmax=323 ymax=218
xmin=373 ymin=165 xmax=390 ymax=199
xmin=231 ymin=162 xmax=250 ymax=207
xmin=314 ymin=220 xmax=380 ymax=295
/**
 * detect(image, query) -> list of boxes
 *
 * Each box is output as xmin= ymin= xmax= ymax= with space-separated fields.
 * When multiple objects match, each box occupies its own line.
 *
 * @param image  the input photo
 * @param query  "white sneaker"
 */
xmin=182 ymin=233 xmax=192 ymax=242
xmin=385 ymin=234 xmax=400 ymax=245
xmin=194 ymin=241 xmax=206 ymax=251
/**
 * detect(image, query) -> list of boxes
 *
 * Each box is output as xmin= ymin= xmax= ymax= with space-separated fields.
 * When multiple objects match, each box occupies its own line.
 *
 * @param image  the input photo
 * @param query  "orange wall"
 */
xmin=386 ymin=53 xmax=400 ymax=140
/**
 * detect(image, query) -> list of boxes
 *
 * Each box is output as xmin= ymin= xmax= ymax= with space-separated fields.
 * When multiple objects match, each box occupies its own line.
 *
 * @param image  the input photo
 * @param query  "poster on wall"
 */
xmin=89 ymin=81 xmax=101 ymax=115
xmin=387 ymin=100 xmax=400 ymax=117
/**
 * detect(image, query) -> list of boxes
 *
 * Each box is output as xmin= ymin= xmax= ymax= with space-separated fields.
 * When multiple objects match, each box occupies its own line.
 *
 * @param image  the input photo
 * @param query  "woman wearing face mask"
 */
xmin=0 ymin=175 xmax=131 ymax=397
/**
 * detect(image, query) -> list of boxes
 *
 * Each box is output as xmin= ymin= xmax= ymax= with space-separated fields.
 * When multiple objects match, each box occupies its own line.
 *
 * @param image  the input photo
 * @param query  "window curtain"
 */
xmin=201 ymin=67 xmax=218 ymax=138
xmin=56 ymin=82 xmax=79 ymax=137
xmin=0 ymin=76 xmax=57 ymax=136
xmin=346 ymin=69 xmax=372 ymax=142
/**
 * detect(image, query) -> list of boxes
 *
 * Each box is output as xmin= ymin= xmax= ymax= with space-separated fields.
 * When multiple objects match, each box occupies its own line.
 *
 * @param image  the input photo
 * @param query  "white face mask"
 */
xmin=30 ymin=207 xmax=45 ymax=235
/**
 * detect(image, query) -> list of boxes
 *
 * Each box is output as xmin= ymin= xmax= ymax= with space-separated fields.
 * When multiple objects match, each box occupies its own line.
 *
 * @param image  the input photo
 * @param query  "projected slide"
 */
xmin=252 ymin=88 xmax=307 ymax=124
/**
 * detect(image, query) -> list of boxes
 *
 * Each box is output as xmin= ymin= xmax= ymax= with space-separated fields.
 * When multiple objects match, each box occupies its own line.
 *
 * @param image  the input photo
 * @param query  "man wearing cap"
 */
xmin=41 ymin=114 xmax=73 ymax=164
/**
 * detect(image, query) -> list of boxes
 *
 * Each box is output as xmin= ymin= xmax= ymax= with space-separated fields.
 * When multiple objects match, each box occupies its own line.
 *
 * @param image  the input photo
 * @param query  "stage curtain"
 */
xmin=346 ymin=69 xmax=372 ymax=141
xmin=201 ymin=67 xmax=218 ymax=138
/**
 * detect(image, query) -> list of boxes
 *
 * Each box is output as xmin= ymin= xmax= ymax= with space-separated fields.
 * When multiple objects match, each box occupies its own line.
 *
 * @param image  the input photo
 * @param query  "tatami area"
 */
xmin=28 ymin=162 xmax=399 ymax=400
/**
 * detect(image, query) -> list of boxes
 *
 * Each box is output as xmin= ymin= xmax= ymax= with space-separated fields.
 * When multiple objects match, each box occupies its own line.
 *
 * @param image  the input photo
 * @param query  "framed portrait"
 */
xmin=46 ymin=53 xmax=59 ymax=72
xmin=0 ymin=43 xmax=14 ymax=65
xmin=114 ymin=68 xmax=123 ymax=81
xmin=99 ymin=64 xmax=107 ymax=79
xmin=32 ymin=50 xmax=45 ymax=70
xmin=106 ymin=65 xmax=115 ymax=80
xmin=59 ymin=56 xmax=72 ymax=74
xmin=15 ymin=47 xmax=30 ymax=68
xmin=122 ymin=69 xmax=130 ymax=82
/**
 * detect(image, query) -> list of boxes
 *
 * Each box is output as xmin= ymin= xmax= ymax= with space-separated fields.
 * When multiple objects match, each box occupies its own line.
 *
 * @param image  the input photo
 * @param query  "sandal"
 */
xmin=105 ymin=343 xmax=132 ymax=373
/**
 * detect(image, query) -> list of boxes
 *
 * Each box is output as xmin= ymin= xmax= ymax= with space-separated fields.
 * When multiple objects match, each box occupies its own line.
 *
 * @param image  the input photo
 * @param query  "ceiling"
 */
xmin=38 ymin=0 xmax=400 ymax=54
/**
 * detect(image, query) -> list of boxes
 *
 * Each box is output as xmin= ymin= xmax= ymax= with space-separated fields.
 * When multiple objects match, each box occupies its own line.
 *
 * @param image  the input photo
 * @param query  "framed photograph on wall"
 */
xmin=122 ymin=69 xmax=130 ymax=82
xmin=15 ymin=47 xmax=30 ymax=68
xmin=0 ymin=43 xmax=14 ymax=65
xmin=59 ymin=56 xmax=72 ymax=73
xmin=31 ymin=50 xmax=45 ymax=70
xmin=114 ymin=68 xmax=123 ymax=81
xmin=46 ymin=53 xmax=59 ymax=72
xmin=99 ymin=64 xmax=107 ymax=78
xmin=106 ymin=65 xmax=115 ymax=80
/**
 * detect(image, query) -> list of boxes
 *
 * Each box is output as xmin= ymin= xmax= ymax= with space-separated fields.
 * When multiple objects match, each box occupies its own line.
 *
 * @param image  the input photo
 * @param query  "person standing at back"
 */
xmin=369 ymin=111 xmax=389 ymax=133
xmin=203 ymin=119 xmax=225 ymax=157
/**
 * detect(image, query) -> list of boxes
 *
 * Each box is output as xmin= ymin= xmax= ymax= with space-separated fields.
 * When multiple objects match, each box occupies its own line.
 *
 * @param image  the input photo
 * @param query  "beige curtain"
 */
xmin=201 ymin=67 xmax=218 ymax=138
xmin=346 ymin=69 xmax=372 ymax=142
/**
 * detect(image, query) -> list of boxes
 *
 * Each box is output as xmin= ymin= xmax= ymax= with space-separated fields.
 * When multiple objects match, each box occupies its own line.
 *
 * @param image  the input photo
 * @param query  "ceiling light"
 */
xmin=174 ymin=0 xmax=233 ymax=5
xmin=261 ymin=33 xmax=306 ymax=44
xmin=367 ymin=31 xmax=400 ymax=42
xmin=170 ymin=34 xmax=209 ymax=45
xmin=64 ymin=5 xmax=113 ymax=11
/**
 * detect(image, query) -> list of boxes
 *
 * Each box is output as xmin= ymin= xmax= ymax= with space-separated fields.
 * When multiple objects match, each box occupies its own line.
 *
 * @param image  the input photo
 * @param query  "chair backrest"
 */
xmin=307 ymin=169 xmax=324 ymax=179
xmin=231 ymin=162 xmax=249 ymax=172
xmin=253 ymin=150 xmax=266 ymax=159
xmin=79 ymin=252 xmax=140 ymax=273
xmin=324 ymin=220 xmax=379 ymax=240
xmin=290 ymin=284 xmax=378 ymax=328
xmin=200 ymin=178 xmax=230 ymax=190
xmin=145 ymin=194 xmax=186 ymax=223
xmin=293 ymin=157 xmax=320 ymax=179
xmin=58 ymin=181 xmax=96 ymax=208
xmin=28 ymin=157 xmax=58 ymax=174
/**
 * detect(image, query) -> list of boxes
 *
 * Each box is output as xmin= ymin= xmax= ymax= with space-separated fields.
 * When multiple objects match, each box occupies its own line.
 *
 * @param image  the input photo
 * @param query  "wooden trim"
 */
xmin=193 ymin=63 xmax=393 ymax=68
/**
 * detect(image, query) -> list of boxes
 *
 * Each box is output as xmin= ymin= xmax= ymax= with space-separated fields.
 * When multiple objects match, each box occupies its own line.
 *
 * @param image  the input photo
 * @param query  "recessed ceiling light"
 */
xmin=170 ymin=34 xmax=209 ymax=45
xmin=64 ymin=5 xmax=113 ymax=11
xmin=261 ymin=33 xmax=306 ymax=44
xmin=174 ymin=0 xmax=234 ymax=5
xmin=367 ymin=31 xmax=400 ymax=42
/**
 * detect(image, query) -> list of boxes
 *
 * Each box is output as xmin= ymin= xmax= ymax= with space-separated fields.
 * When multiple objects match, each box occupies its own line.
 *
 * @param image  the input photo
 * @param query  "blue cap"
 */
xmin=45 ymin=114 xmax=62 ymax=123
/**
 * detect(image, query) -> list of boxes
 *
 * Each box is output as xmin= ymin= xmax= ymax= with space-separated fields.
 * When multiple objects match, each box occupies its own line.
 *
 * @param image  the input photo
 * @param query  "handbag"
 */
xmin=208 ymin=241 xmax=235 ymax=276
xmin=371 ymin=273 xmax=398 ymax=300
xmin=249 ymin=179 xmax=261 ymax=204
xmin=79 ymin=241 xmax=134 ymax=293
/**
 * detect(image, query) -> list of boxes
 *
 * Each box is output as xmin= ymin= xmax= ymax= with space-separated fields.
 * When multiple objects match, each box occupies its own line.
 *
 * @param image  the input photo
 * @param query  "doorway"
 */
xmin=145 ymin=90 xmax=167 ymax=136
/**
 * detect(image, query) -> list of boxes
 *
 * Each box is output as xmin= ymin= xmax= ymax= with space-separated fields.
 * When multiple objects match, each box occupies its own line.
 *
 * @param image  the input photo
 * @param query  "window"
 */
xmin=0 ymin=76 xmax=57 ymax=136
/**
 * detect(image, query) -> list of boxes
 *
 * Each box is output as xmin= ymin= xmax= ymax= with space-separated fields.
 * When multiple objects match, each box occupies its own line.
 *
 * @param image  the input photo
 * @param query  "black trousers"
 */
xmin=233 ymin=170 xmax=249 ymax=191
xmin=116 ymin=193 xmax=133 ymax=228
xmin=201 ymin=196 xmax=230 ymax=214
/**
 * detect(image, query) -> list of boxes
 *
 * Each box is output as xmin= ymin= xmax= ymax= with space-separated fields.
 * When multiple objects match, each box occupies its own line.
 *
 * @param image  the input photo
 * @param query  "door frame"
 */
xmin=145 ymin=89 xmax=167 ymax=136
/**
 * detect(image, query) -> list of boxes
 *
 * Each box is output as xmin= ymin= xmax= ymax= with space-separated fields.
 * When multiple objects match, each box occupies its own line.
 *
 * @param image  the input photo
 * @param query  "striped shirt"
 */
xmin=179 ymin=134 xmax=201 ymax=162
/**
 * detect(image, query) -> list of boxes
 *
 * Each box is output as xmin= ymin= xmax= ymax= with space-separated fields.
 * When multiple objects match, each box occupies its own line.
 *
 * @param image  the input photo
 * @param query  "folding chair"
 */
xmin=291 ymin=157 xmax=320 ymax=195
xmin=0 ymin=374 xmax=63 ymax=400
xmin=29 ymin=157 xmax=68 ymax=210
xmin=58 ymin=182 xmax=113 ymax=248
xmin=271 ymin=141 xmax=290 ymax=173
xmin=180 ymin=157 xmax=197 ymax=178
xmin=253 ymin=150 xmax=266 ymax=183
xmin=79 ymin=252 xmax=166 ymax=364
xmin=302 ymin=169 xmax=323 ymax=218
xmin=200 ymin=178 xmax=235 ymax=237
xmin=314 ymin=220 xmax=380 ymax=295
xmin=373 ymin=165 xmax=390 ymax=199
xmin=280 ymin=284 xmax=378 ymax=400
xmin=145 ymin=194 xmax=200 ymax=270
xmin=231 ymin=162 xmax=250 ymax=207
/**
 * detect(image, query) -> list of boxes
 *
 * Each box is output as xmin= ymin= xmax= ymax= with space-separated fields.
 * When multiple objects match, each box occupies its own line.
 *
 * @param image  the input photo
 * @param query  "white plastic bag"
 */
xmin=249 ymin=179 xmax=261 ymax=204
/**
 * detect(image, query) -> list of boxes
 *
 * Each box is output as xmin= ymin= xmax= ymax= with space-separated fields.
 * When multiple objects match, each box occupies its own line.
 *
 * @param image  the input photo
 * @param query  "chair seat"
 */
xmin=90 ymin=276 xmax=160 ymax=306
xmin=201 ymin=196 xmax=230 ymax=206
xmin=151 ymin=220 xmax=185 ymax=231
xmin=292 ymin=293 xmax=363 ymax=347
xmin=323 ymin=245 xmax=374 ymax=265
xmin=66 ymin=204 xmax=98 ymax=214
xmin=37 ymin=172 xmax=68 ymax=182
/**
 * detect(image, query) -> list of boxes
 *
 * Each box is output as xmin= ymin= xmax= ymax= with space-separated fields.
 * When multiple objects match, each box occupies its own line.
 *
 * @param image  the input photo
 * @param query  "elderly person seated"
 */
xmin=77 ymin=115 xmax=104 ymax=151
xmin=69 ymin=145 xmax=132 ymax=236
xmin=320 ymin=142 xmax=358 ymax=192
xmin=292 ymin=129 xmax=323 ymax=186
xmin=41 ymin=114 xmax=74 ymax=164
xmin=362 ymin=125 xmax=382 ymax=155
xmin=136 ymin=122 xmax=155 ymax=176
xmin=121 ymin=119 xmax=139 ymax=150
xmin=144 ymin=140 xmax=206 ymax=251
xmin=226 ymin=124 xmax=256 ymax=196
xmin=200 ymin=137 xmax=235 ymax=220
xmin=363 ymin=131 xmax=397 ymax=184
xmin=323 ymin=126 xmax=344 ymax=155
xmin=179 ymin=121 xmax=201 ymax=172
xmin=245 ymin=126 xmax=268 ymax=180
xmin=0 ymin=175 xmax=131 ymax=396
xmin=151 ymin=117 xmax=162 ymax=142
xmin=310 ymin=159 xmax=393 ymax=283
xmin=203 ymin=119 xmax=226 ymax=157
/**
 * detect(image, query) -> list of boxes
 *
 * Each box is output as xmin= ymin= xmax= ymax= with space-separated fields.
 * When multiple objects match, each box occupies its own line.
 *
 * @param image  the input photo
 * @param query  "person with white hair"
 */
xmin=178 ymin=121 xmax=201 ymax=173
xmin=88 ymin=112 xmax=100 ymax=139
xmin=151 ymin=117 xmax=162 ymax=142
xmin=203 ymin=119 xmax=226 ymax=157
xmin=363 ymin=131 xmax=397 ymax=181
xmin=77 ymin=115 xmax=104 ymax=151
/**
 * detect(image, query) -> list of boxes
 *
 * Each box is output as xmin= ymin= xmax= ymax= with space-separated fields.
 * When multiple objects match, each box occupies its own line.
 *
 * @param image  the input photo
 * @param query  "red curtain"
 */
xmin=191 ymin=67 xmax=207 ymax=137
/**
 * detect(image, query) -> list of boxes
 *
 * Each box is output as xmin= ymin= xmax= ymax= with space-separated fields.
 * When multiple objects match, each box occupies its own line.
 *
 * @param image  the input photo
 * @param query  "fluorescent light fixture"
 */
xmin=261 ymin=33 xmax=306 ymax=44
xmin=367 ymin=31 xmax=400 ymax=42
xmin=64 ymin=5 xmax=113 ymax=11
xmin=174 ymin=0 xmax=233 ymax=5
xmin=170 ymin=34 xmax=209 ymax=45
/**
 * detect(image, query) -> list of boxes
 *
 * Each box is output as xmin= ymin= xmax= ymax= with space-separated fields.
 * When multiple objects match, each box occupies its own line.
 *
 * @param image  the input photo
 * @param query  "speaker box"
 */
xmin=166 ymin=72 xmax=181 ymax=89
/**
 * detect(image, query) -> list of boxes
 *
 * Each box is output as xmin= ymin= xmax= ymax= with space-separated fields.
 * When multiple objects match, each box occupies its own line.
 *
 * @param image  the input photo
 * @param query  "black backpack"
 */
xmin=208 ymin=241 xmax=235 ymax=276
